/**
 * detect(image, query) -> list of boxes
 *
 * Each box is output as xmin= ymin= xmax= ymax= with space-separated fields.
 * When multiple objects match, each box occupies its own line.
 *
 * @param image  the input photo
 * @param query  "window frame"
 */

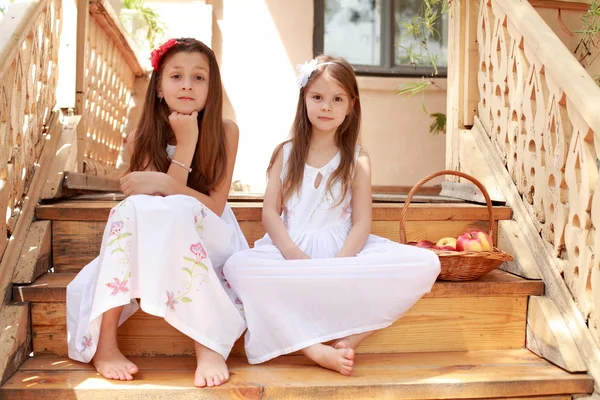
xmin=313 ymin=0 xmax=448 ymax=78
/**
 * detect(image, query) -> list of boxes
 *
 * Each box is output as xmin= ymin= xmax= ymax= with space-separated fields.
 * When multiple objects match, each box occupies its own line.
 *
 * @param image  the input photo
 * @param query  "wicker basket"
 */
xmin=399 ymin=170 xmax=513 ymax=281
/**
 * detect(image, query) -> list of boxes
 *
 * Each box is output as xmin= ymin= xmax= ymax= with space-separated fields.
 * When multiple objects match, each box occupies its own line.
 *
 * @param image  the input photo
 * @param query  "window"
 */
xmin=314 ymin=0 xmax=448 ymax=77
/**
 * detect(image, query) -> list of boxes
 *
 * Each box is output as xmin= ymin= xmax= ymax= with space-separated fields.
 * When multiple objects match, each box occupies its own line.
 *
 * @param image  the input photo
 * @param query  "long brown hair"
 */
xmin=128 ymin=38 xmax=227 ymax=194
xmin=268 ymin=55 xmax=361 ymax=207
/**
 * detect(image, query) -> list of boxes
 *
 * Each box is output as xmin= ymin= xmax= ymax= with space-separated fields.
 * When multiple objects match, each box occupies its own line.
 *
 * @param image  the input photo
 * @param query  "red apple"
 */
xmin=436 ymin=237 xmax=457 ymax=250
xmin=438 ymin=245 xmax=456 ymax=251
xmin=414 ymin=240 xmax=435 ymax=249
xmin=456 ymin=230 xmax=493 ymax=252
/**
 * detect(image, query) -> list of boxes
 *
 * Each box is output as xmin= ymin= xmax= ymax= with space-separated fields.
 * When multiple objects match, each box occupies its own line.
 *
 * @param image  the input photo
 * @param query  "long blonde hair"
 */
xmin=268 ymin=55 xmax=361 ymax=207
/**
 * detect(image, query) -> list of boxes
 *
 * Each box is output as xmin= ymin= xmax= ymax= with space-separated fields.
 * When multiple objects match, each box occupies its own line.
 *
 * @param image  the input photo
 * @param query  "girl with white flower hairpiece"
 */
xmin=224 ymin=55 xmax=441 ymax=375
xmin=66 ymin=38 xmax=248 ymax=388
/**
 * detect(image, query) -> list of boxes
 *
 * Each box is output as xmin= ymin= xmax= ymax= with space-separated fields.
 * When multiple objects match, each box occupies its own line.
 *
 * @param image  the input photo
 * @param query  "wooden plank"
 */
xmin=527 ymin=296 xmax=587 ymax=372
xmin=440 ymin=181 xmax=489 ymax=204
xmin=29 ymin=296 xmax=529 ymax=357
xmin=11 ymin=221 xmax=51 ymax=284
xmin=63 ymin=171 xmax=121 ymax=191
xmin=458 ymin=129 xmax=506 ymax=203
xmin=13 ymin=269 xmax=544 ymax=303
xmin=0 ymin=304 xmax=30 ymax=385
xmin=36 ymin=201 xmax=513 ymax=222
xmin=40 ymin=115 xmax=81 ymax=200
xmin=470 ymin=118 xmax=600 ymax=390
xmin=0 ymin=112 xmax=61 ymax=305
xmin=88 ymin=0 xmax=144 ymax=76
xmin=50 ymin=219 xmax=499 ymax=271
xmin=52 ymin=221 xmax=103 ymax=271
xmin=445 ymin=0 xmax=464 ymax=173
xmin=497 ymin=220 xmax=541 ymax=279
xmin=1 ymin=351 xmax=593 ymax=399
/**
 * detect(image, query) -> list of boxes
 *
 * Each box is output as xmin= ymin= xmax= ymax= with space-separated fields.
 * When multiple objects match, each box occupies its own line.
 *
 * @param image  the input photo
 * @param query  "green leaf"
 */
xmin=182 ymin=267 xmax=193 ymax=277
xmin=183 ymin=256 xmax=196 ymax=264
xmin=197 ymin=263 xmax=209 ymax=271
xmin=106 ymin=238 xmax=118 ymax=246
xmin=111 ymin=248 xmax=125 ymax=255
xmin=429 ymin=113 xmax=447 ymax=135
xmin=181 ymin=297 xmax=193 ymax=303
xmin=119 ymin=233 xmax=132 ymax=239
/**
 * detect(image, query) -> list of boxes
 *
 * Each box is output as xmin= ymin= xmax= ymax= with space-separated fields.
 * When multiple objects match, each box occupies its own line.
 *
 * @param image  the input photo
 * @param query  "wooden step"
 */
xmin=0 ymin=350 xmax=592 ymax=399
xmin=13 ymin=270 xmax=544 ymax=357
xmin=36 ymin=201 xmax=513 ymax=272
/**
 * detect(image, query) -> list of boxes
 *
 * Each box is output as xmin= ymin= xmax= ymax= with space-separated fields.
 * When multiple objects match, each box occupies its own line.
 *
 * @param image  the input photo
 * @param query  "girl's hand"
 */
xmin=168 ymin=111 xmax=199 ymax=148
xmin=283 ymin=246 xmax=310 ymax=260
xmin=120 ymin=171 xmax=169 ymax=197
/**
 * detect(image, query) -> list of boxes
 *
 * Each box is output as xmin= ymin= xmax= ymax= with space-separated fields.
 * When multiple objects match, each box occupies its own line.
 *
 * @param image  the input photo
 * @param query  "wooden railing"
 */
xmin=448 ymin=0 xmax=600 ymax=389
xmin=77 ymin=0 xmax=143 ymax=177
xmin=0 ymin=0 xmax=61 ymax=266
xmin=0 ymin=0 xmax=144 ymax=384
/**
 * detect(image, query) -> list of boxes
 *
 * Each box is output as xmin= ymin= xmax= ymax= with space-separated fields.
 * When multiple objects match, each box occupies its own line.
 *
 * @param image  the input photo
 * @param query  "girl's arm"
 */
xmin=336 ymin=150 xmax=372 ymax=257
xmin=263 ymin=147 xmax=309 ymax=260
xmin=162 ymin=119 xmax=239 ymax=216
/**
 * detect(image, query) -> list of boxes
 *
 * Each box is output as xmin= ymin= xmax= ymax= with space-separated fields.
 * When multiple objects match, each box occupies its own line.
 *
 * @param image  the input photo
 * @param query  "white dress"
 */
xmin=224 ymin=143 xmax=441 ymax=364
xmin=67 ymin=145 xmax=248 ymax=362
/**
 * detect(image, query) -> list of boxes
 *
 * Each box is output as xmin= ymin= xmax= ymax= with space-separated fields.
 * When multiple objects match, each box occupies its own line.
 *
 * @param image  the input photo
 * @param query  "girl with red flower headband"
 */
xmin=66 ymin=38 xmax=248 ymax=388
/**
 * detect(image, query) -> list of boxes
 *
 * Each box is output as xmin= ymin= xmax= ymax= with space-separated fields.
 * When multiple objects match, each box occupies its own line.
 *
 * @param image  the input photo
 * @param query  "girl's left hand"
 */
xmin=120 ymin=171 xmax=169 ymax=197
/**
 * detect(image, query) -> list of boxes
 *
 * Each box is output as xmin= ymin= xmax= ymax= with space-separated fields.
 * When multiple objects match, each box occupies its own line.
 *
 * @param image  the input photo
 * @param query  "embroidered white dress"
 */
xmin=67 ymin=146 xmax=248 ymax=362
xmin=224 ymin=143 xmax=441 ymax=364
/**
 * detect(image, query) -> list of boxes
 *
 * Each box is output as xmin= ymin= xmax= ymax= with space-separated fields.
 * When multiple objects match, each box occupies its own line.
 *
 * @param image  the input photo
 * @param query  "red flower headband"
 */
xmin=150 ymin=39 xmax=179 ymax=71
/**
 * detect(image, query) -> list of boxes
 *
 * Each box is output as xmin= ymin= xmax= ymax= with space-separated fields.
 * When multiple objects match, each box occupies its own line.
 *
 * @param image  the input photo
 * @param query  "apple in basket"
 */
xmin=435 ymin=237 xmax=457 ymax=251
xmin=414 ymin=240 xmax=436 ymax=249
xmin=456 ymin=230 xmax=493 ymax=252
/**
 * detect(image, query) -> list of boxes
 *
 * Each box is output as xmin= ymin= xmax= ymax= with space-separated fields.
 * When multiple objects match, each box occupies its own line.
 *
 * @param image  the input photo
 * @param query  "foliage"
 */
xmin=121 ymin=0 xmax=165 ymax=49
xmin=395 ymin=0 xmax=448 ymax=134
xmin=574 ymin=0 xmax=600 ymax=86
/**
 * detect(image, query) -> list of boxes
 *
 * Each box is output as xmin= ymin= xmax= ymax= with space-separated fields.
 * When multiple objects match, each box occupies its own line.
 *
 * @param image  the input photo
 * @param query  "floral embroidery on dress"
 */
xmin=194 ymin=205 xmax=208 ymax=232
xmin=105 ymin=206 xmax=133 ymax=295
xmin=282 ymin=206 xmax=295 ymax=227
xmin=221 ymin=270 xmax=231 ymax=289
xmin=106 ymin=277 xmax=130 ymax=295
xmin=338 ymin=202 xmax=352 ymax=221
xmin=165 ymin=290 xmax=179 ymax=311
xmin=81 ymin=334 xmax=93 ymax=351
xmin=166 ymin=241 xmax=210 ymax=311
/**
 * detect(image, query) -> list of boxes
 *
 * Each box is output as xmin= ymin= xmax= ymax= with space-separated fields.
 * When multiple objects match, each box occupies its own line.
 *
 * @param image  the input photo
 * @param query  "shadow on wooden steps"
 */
xmin=13 ymin=269 xmax=543 ymax=357
xmin=36 ymin=201 xmax=513 ymax=273
xmin=0 ymin=350 xmax=593 ymax=399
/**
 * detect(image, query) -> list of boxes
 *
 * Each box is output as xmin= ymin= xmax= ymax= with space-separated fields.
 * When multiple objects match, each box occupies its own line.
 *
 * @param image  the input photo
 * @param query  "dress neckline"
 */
xmin=305 ymin=151 xmax=340 ymax=171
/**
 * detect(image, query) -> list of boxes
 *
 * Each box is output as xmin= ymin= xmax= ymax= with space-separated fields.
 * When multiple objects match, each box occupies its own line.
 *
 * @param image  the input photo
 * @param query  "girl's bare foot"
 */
xmin=92 ymin=345 xmax=138 ymax=381
xmin=194 ymin=342 xmax=230 ymax=387
xmin=302 ymin=343 xmax=354 ymax=376
xmin=93 ymin=305 xmax=138 ymax=380
xmin=331 ymin=331 xmax=373 ymax=350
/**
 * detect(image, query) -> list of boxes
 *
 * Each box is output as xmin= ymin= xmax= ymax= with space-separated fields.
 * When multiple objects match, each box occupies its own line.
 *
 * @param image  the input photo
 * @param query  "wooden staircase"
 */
xmin=0 ymin=200 xmax=594 ymax=399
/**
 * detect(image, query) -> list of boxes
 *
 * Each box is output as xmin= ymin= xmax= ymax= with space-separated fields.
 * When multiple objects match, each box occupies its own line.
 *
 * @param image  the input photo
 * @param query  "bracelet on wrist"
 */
xmin=170 ymin=159 xmax=192 ymax=173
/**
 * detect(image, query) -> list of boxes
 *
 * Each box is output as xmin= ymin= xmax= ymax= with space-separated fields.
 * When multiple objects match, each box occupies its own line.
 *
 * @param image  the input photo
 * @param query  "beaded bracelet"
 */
xmin=170 ymin=159 xmax=192 ymax=173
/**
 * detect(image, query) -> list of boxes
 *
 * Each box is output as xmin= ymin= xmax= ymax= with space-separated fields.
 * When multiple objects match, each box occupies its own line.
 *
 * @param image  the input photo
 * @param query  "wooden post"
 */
xmin=75 ymin=0 xmax=89 ymax=173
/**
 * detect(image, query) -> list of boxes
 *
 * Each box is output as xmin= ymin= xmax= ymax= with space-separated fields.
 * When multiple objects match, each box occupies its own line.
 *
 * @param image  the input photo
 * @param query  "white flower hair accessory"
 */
xmin=296 ymin=59 xmax=319 ymax=89
xmin=296 ymin=59 xmax=334 ymax=89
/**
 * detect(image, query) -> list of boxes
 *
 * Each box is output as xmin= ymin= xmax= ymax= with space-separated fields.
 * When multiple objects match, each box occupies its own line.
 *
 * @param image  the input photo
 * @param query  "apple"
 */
xmin=436 ymin=237 xmax=457 ymax=250
xmin=437 ymin=245 xmax=456 ymax=251
xmin=456 ymin=230 xmax=493 ymax=252
xmin=414 ymin=240 xmax=435 ymax=249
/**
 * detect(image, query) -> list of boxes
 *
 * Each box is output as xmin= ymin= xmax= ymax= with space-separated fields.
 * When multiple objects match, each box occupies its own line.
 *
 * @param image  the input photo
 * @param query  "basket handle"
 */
xmin=399 ymin=170 xmax=495 ymax=244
